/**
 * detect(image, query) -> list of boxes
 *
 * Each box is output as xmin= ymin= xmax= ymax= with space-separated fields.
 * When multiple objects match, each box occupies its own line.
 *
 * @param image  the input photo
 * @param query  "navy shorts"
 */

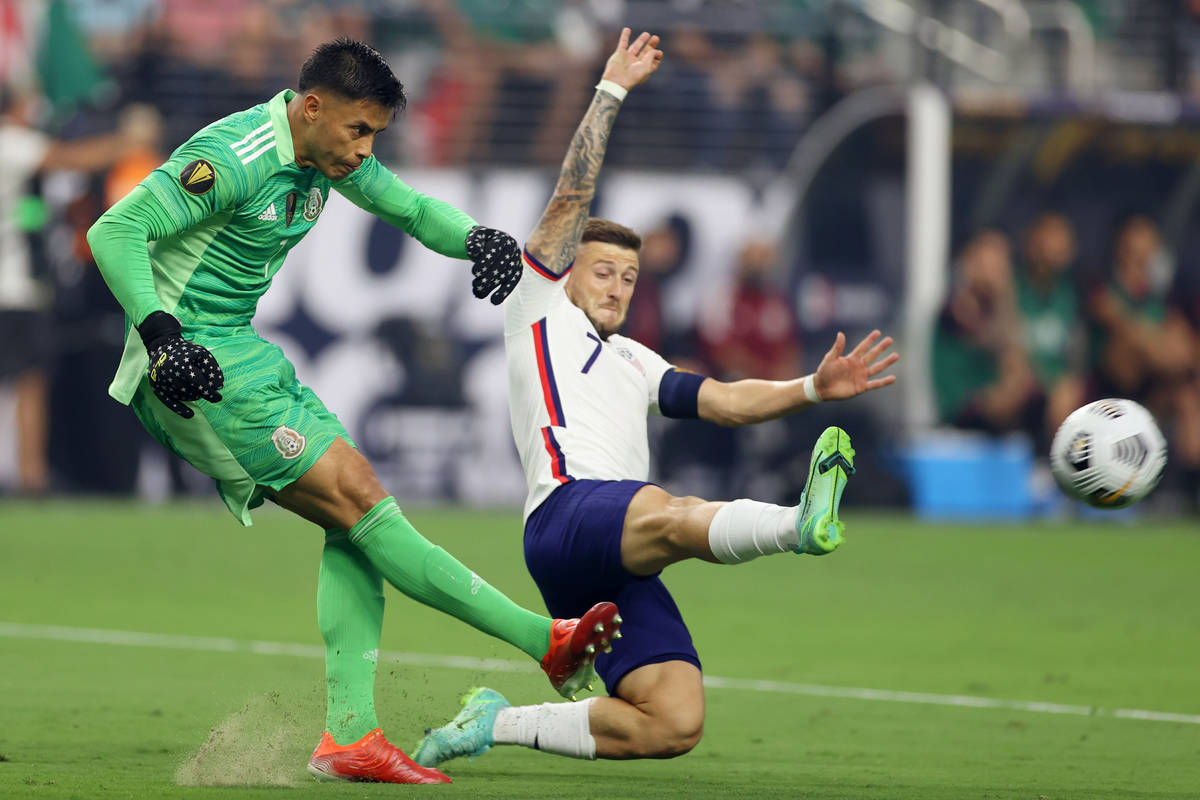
xmin=524 ymin=479 xmax=701 ymax=694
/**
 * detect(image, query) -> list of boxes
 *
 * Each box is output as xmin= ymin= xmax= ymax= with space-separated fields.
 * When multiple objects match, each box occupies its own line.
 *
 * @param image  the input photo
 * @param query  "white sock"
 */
xmin=492 ymin=698 xmax=597 ymax=759
xmin=707 ymin=498 xmax=798 ymax=564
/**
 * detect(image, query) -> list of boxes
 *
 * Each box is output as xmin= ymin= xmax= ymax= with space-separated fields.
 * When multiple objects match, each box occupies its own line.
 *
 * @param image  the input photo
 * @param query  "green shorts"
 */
xmin=131 ymin=328 xmax=353 ymax=525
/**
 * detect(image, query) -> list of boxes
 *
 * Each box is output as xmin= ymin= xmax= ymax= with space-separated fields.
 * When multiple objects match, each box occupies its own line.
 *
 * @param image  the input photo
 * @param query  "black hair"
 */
xmin=298 ymin=38 xmax=406 ymax=112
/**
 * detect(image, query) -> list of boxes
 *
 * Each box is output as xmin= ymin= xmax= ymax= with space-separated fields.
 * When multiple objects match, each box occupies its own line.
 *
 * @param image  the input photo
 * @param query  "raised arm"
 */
xmin=335 ymin=163 xmax=476 ymax=258
xmin=697 ymin=330 xmax=900 ymax=426
xmin=524 ymin=27 xmax=662 ymax=274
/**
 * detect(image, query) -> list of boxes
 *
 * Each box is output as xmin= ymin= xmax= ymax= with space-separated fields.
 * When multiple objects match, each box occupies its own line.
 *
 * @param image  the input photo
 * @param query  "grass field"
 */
xmin=1 ymin=500 xmax=1199 ymax=799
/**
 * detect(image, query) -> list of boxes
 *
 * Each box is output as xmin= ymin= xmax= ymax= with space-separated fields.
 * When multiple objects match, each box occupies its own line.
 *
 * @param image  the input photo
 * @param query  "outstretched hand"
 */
xmin=812 ymin=330 xmax=899 ymax=402
xmin=601 ymin=27 xmax=663 ymax=91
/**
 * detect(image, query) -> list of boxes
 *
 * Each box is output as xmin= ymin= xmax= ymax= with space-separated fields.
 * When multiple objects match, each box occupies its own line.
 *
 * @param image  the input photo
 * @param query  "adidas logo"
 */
xmin=257 ymin=204 xmax=277 ymax=221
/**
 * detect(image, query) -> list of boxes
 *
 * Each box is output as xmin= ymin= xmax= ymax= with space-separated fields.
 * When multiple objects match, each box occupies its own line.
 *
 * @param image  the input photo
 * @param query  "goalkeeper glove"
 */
xmin=137 ymin=311 xmax=224 ymax=419
xmin=466 ymin=225 xmax=522 ymax=305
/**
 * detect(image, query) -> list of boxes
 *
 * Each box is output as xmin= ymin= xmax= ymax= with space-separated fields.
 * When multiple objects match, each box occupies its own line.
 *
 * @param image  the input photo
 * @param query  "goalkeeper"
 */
xmin=87 ymin=38 xmax=620 ymax=785
xmin=413 ymin=29 xmax=898 ymax=767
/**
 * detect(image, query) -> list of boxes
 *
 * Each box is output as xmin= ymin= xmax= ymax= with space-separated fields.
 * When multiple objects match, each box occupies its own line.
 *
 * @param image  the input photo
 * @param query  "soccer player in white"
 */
xmin=415 ymin=28 xmax=898 ymax=766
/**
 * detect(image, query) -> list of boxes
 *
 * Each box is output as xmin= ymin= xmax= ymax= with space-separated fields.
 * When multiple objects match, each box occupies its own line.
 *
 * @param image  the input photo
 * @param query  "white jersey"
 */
xmin=505 ymin=253 xmax=676 ymax=520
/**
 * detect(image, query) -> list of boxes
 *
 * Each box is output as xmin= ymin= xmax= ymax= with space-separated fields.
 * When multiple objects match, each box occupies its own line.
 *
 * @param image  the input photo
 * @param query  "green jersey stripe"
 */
xmin=233 ymin=132 xmax=274 ymax=158
xmin=239 ymin=140 xmax=278 ymax=165
xmin=230 ymin=121 xmax=272 ymax=149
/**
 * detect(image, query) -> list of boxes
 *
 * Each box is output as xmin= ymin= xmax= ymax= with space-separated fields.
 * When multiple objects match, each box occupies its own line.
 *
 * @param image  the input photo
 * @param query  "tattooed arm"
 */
xmin=524 ymin=27 xmax=663 ymax=273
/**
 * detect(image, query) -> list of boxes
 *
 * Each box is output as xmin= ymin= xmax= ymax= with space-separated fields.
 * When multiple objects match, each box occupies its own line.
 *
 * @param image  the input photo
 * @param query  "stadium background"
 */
xmin=2 ymin=0 xmax=1199 ymax=517
xmin=3 ymin=3 xmax=1200 ymax=799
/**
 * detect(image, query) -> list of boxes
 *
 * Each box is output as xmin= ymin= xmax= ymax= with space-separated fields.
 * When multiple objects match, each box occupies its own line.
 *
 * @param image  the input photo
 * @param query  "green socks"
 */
xmin=318 ymin=530 xmax=384 ymax=744
xmin=349 ymin=497 xmax=551 ymax=662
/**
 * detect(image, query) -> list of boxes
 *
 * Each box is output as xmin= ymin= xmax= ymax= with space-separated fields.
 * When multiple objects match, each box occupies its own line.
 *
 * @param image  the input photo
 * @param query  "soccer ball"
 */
xmin=1049 ymin=398 xmax=1168 ymax=509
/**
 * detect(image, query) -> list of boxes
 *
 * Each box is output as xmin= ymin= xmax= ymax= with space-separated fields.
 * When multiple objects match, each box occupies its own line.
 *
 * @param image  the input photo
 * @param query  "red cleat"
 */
xmin=540 ymin=601 xmax=623 ymax=700
xmin=307 ymin=728 xmax=451 ymax=784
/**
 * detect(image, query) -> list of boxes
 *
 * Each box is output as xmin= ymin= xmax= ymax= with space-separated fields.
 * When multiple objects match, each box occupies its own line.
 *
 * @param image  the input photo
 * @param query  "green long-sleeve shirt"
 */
xmin=87 ymin=89 xmax=476 ymax=404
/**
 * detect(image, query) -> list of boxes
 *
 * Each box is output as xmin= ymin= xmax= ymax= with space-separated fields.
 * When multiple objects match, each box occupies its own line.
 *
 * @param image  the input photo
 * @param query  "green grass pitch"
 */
xmin=1 ymin=501 xmax=1198 ymax=799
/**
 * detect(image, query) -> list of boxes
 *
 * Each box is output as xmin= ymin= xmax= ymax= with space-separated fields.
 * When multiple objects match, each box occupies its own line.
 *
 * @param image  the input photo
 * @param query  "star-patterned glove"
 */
xmin=137 ymin=311 xmax=224 ymax=420
xmin=465 ymin=225 xmax=522 ymax=305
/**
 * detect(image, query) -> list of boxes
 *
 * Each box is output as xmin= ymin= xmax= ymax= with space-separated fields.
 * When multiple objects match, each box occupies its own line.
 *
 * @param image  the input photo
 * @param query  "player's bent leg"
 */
xmin=414 ymin=661 xmax=703 ymax=767
xmin=621 ymin=480 xmax=844 ymax=572
xmin=702 ymin=427 xmax=856 ymax=564
xmin=594 ymin=660 xmax=705 ymax=759
xmin=620 ymin=485 xmax=727 ymax=576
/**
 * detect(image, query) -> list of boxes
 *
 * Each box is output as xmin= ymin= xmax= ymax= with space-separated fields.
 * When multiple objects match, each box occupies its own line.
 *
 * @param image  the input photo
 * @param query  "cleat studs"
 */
xmin=594 ymin=623 xmax=605 ymax=634
xmin=604 ymin=646 xmax=612 ymax=654
xmin=614 ymin=615 xmax=622 ymax=624
xmin=585 ymin=643 xmax=596 ymax=654
xmin=586 ymin=683 xmax=594 ymax=692
xmin=569 ymin=694 xmax=577 ymax=701
xmin=613 ymin=631 xmax=622 ymax=640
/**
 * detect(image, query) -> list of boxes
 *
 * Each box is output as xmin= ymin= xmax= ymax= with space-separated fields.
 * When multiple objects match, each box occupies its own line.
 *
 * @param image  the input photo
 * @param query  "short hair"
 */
xmin=298 ymin=38 xmax=406 ymax=112
xmin=581 ymin=218 xmax=642 ymax=252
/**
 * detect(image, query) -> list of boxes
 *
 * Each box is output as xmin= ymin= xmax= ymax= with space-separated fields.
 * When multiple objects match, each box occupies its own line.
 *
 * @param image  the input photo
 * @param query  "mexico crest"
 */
xmin=303 ymin=186 xmax=324 ymax=222
xmin=271 ymin=425 xmax=306 ymax=459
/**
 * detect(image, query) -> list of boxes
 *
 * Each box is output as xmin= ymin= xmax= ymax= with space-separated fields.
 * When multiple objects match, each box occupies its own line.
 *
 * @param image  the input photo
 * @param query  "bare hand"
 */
xmin=813 ymin=330 xmax=899 ymax=401
xmin=602 ymin=27 xmax=663 ymax=91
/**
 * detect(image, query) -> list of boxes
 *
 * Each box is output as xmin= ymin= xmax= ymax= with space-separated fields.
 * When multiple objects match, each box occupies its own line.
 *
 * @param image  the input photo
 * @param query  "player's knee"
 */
xmin=643 ymin=709 xmax=704 ymax=758
xmin=661 ymin=495 xmax=705 ymax=549
xmin=330 ymin=448 xmax=387 ymax=518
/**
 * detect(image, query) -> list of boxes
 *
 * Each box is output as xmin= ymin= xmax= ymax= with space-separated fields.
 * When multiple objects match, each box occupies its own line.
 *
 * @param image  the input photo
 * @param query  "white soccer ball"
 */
xmin=1049 ymin=398 xmax=1168 ymax=509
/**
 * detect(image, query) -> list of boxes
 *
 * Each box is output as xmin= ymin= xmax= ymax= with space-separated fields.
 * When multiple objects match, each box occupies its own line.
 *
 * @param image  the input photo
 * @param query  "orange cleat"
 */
xmin=307 ymin=728 xmax=451 ymax=784
xmin=540 ymin=601 xmax=623 ymax=700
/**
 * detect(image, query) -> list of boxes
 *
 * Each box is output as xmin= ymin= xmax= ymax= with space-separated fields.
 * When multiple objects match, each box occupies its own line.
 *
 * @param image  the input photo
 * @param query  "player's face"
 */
xmin=298 ymin=91 xmax=391 ymax=180
xmin=566 ymin=242 xmax=639 ymax=339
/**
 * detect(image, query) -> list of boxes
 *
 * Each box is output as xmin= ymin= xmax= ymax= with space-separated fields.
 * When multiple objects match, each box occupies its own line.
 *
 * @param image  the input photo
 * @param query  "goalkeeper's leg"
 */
xmin=275 ymin=439 xmax=614 ymax=690
xmin=318 ymin=530 xmax=384 ymax=745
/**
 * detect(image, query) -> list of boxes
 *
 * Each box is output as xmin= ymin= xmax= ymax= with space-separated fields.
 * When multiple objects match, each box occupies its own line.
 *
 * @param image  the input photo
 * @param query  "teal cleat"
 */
xmin=413 ymin=687 xmax=510 ymax=768
xmin=795 ymin=426 xmax=855 ymax=555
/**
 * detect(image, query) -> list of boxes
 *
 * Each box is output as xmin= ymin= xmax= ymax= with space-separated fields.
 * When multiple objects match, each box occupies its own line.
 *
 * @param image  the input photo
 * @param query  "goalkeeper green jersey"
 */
xmin=90 ymin=89 xmax=477 ymax=405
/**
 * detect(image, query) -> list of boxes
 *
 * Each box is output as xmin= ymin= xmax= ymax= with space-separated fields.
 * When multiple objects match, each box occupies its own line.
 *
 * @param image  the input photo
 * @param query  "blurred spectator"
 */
xmin=645 ymin=26 xmax=724 ymax=168
xmin=420 ymin=0 xmax=600 ymax=165
xmin=1014 ymin=212 xmax=1086 ymax=443
xmin=710 ymin=33 xmax=810 ymax=169
xmin=1088 ymin=215 xmax=1200 ymax=507
xmin=47 ymin=102 xmax=165 ymax=496
xmin=932 ymin=230 xmax=1041 ymax=436
xmin=623 ymin=214 xmax=692 ymax=357
xmin=685 ymin=237 xmax=803 ymax=501
xmin=104 ymin=104 xmax=163 ymax=207
xmin=66 ymin=0 xmax=159 ymax=71
xmin=1 ymin=0 xmax=39 ymax=89
xmin=1178 ymin=0 xmax=1200 ymax=102
xmin=0 ymin=86 xmax=153 ymax=493
xmin=152 ymin=0 xmax=249 ymax=69
xmin=697 ymin=237 xmax=802 ymax=380
xmin=3 ymin=1 xmax=107 ymax=120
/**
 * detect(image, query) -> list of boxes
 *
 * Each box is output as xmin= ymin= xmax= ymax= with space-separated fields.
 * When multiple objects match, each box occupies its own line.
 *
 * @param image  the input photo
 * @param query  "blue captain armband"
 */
xmin=658 ymin=369 xmax=708 ymax=419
